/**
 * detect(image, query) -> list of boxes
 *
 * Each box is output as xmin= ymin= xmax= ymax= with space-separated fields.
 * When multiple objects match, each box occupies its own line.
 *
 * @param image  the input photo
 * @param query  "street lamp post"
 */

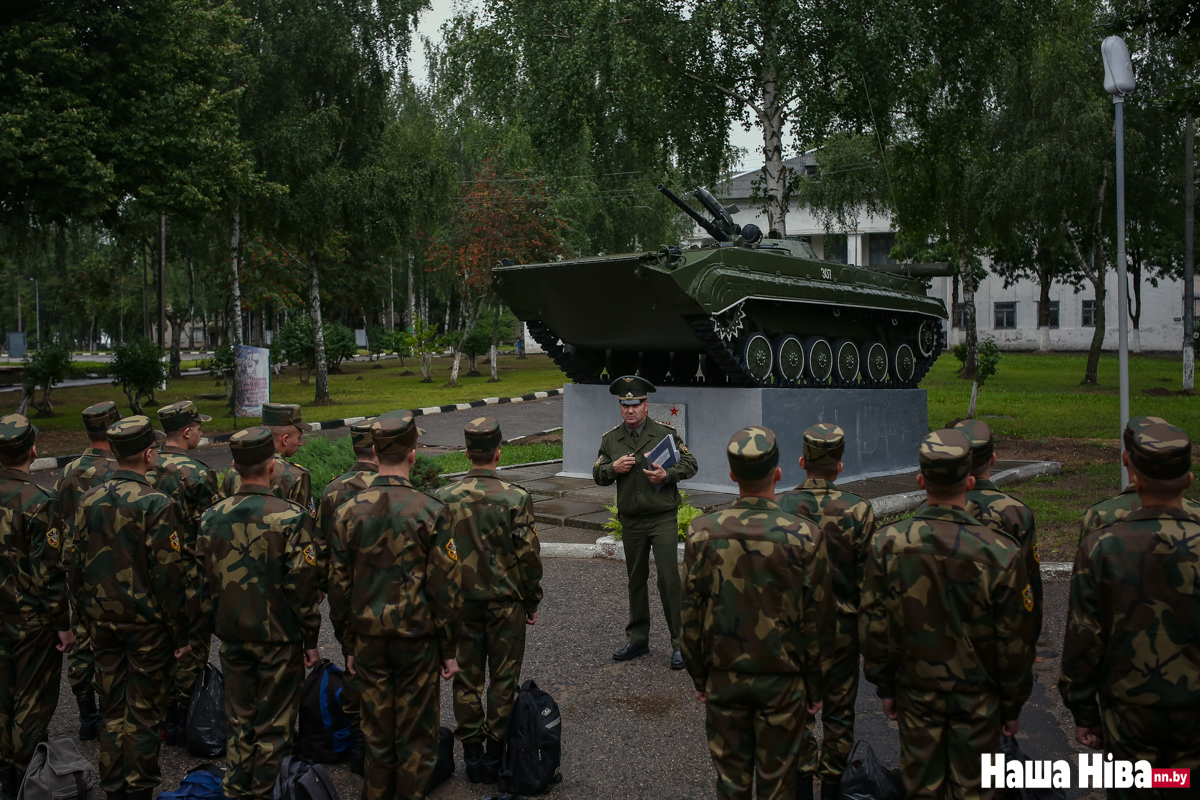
xmin=34 ymin=278 xmax=40 ymax=348
xmin=1102 ymin=36 xmax=1136 ymax=487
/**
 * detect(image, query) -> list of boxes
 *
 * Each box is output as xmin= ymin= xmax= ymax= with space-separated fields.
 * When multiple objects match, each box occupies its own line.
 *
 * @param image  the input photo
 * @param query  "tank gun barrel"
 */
xmin=870 ymin=262 xmax=955 ymax=278
xmin=658 ymin=184 xmax=730 ymax=242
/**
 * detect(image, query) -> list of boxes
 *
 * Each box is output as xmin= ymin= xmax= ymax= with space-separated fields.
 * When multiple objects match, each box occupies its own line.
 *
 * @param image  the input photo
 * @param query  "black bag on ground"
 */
xmin=272 ymin=756 xmax=339 ymax=800
xmin=297 ymin=660 xmax=353 ymax=763
xmin=996 ymin=736 xmax=1067 ymax=800
xmin=839 ymin=741 xmax=902 ymax=800
xmin=186 ymin=664 xmax=227 ymax=758
xmin=501 ymin=680 xmax=562 ymax=795
xmin=429 ymin=727 xmax=455 ymax=790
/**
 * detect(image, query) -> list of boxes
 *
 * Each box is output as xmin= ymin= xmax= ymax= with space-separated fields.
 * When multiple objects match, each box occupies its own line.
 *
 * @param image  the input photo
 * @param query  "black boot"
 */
xmin=480 ymin=737 xmax=503 ymax=784
xmin=127 ymin=790 xmax=152 ymax=800
xmin=796 ymin=776 xmax=814 ymax=800
xmin=463 ymin=740 xmax=487 ymax=783
xmin=105 ymin=791 xmax=127 ymax=800
xmin=821 ymin=779 xmax=841 ymax=800
xmin=164 ymin=702 xmax=187 ymax=747
xmin=77 ymin=694 xmax=100 ymax=741
xmin=349 ymin=727 xmax=364 ymax=777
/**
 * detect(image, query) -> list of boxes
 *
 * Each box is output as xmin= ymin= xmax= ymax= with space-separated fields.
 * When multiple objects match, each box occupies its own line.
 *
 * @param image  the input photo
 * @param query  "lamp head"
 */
xmin=1102 ymin=36 xmax=1135 ymax=97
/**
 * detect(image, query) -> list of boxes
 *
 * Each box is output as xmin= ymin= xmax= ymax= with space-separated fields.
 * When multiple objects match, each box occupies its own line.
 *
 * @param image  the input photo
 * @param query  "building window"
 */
xmin=824 ymin=234 xmax=848 ymax=264
xmin=1082 ymin=299 xmax=1096 ymax=327
xmin=994 ymin=301 xmax=1016 ymax=330
xmin=1039 ymin=300 xmax=1060 ymax=328
xmin=952 ymin=303 xmax=970 ymax=330
xmin=868 ymin=232 xmax=898 ymax=265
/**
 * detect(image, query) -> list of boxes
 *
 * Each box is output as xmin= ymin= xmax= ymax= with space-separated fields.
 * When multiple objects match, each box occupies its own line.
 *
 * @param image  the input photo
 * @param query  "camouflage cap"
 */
xmin=464 ymin=416 xmax=503 ymax=452
xmin=106 ymin=416 xmax=157 ymax=458
xmin=157 ymin=400 xmax=212 ymax=433
xmin=1129 ymin=421 xmax=1192 ymax=480
xmin=349 ymin=418 xmax=375 ymax=449
xmin=262 ymin=402 xmax=313 ymax=432
xmin=0 ymin=413 xmax=38 ymax=458
xmin=82 ymin=401 xmax=120 ymax=434
xmin=727 ymin=426 xmax=780 ymax=480
xmin=609 ymin=375 xmax=655 ymax=406
xmin=918 ymin=429 xmax=972 ymax=485
xmin=951 ymin=419 xmax=994 ymax=469
xmin=1122 ymin=415 xmax=1168 ymax=450
xmin=229 ymin=426 xmax=275 ymax=466
xmin=803 ymin=423 xmax=845 ymax=466
xmin=371 ymin=409 xmax=420 ymax=455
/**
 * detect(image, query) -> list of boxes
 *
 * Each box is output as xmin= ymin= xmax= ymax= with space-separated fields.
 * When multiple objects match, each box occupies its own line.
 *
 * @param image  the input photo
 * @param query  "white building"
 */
xmin=691 ymin=155 xmax=1197 ymax=352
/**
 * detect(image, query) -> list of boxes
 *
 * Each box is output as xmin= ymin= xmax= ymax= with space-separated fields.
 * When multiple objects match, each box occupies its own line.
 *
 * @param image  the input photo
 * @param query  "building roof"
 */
xmin=714 ymin=153 xmax=818 ymax=202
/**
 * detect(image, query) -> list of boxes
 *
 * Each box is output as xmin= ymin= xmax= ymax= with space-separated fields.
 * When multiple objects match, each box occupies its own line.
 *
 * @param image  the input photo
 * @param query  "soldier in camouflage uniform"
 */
xmin=433 ymin=418 xmax=542 ymax=785
xmin=196 ymin=427 xmax=322 ymax=800
xmin=1079 ymin=415 xmax=1200 ymax=539
xmin=222 ymin=403 xmax=314 ymax=516
xmin=861 ymin=430 xmax=1034 ymax=800
xmin=593 ymin=375 xmax=698 ymax=669
xmin=681 ymin=426 xmax=833 ymax=800
xmin=150 ymin=400 xmax=220 ymax=746
xmin=0 ymin=415 xmax=74 ymax=800
xmin=329 ymin=410 xmax=462 ymax=800
xmin=951 ymin=419 xmax=1042 ymax=646
xmin=53 ymin=400 xmax=119 ymax=740
xmin=778 ymin=424 xmax=875 ymax=800
xmin=74 ymin=417 xmax=191 ymax=800
xmin=1060 ymin=420 xmax=1200 ymax=791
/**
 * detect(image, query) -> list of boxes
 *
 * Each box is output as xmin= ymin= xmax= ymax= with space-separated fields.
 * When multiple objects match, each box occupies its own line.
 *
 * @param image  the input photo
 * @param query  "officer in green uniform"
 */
xmin=151 ymin=400 xmax=220 ymax=746
xmin=0 ymin=415 xmax=73 ymax=800
xmin=329 ymin=410 xmax=462 ymax=800
xmin=433 ymin=418 xmax=543 ymax=785
xmin=53 ymin=400 xmax=119 ymax=740
xmin=1060 ymin=420 xmax=1200 ymax=792
xmin=861 ymin=430 xmax=1034 ymax=800
xmin=593 ymin=375 xmax=698 ymax=668
xmin=222 ymin=403 xmax=314 ymax=516
xmin=196 ymin=427 xmax=322 ymax=800
xmin=74 ymin=416 xmax=191 ymax=800
xmin=778 ymin=423 xmax=875 ymax=800
xmin=681 ymin=426 xmax=833 ymax=800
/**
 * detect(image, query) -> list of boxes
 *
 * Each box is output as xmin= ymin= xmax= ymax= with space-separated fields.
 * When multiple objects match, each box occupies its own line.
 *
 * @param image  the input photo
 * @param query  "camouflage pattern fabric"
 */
xmin=777 ymin=479 xmax=875 ymax=780
xmin=1100 ymin=705 xmax=1200 ymax=792
xmin=726 ymin=426 xmax=779 ymax=479
xmin=918 ymin=430 xmax=973 ymax=485
xmin=965 ymin=478 xmax=1043 ymax=644
xmin=219 ymin=641 xmax=305 ymax=800
xmin=897 ymin=690 xmax=1002 ymax=800
xmin=223 ymin=457 xmax=315 ymax=519
xmin=592 ymin=417 xmax=698 ymax=516
xmin=1079 ymin=485 xmax=1200 ymax=540
xmin=452 ymin=600 xmax=527 ymax=744
xmin=91 ymin=622 xmax=173 ymax=794
xmin=0 ymin=625 xmax=63 ymax=773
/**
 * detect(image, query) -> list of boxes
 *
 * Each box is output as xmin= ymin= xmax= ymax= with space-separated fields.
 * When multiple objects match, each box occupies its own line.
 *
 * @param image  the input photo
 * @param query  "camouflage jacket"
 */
xmin=52 ymin=448 xmax=115 ymax=572
xmin=778 ymin=478 xmax=875 ymax=614
xmin=966 ymin=478 xmax=1043 ymax=643
xmin=861 ymin=505 xmax=1035 ymax=720
xmin=73 ymin=470 xmax=188 ymax=646
xmin=1079 ymin=484 xmax=1200 ymax=540
xmin=224 ymin=456 xmax=315 ymax=518
xmin=593 ymin=418 xmax=698 ymax=517
xmin=1059 ymin=506 xmax=1200 ymax=727
xmin=0 ymin=468 xmax=69 ymax=629
xmin=149 ymin=446 xmax=221 ymax=621
xmin=680 ymin=497 xmax=834 ymax=697
xmin=196 ymin=485 xmax=321 ymax=649
xmin=328 ymin=474 xmax=461 ymax=660
xmin=317 ymin=461 xmax=377 ymax=556
xmin=433 ymin=469 xmax=543 ymax=610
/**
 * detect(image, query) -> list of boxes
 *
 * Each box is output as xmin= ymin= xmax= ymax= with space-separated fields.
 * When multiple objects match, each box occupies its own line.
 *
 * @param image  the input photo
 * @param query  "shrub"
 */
xmin=112 ymin=338 xmax=165 ymax=415
xmin=270 ymin=318 xmax=359 ymax=379
xmin=20 ymin=341 xmax=72 ymax=416
xmin=293 ymin=435 xmax=443 ymax=495
xmin=605 ymin=491 xmax=702 ymax=543
xmin=324 ymin=322 xmax=358 ymax=372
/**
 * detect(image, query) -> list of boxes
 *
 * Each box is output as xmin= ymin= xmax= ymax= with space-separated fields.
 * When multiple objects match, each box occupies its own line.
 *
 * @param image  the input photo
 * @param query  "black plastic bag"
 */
xmin=186 ymin=664 xmax=227 ymax=758
xmin=839 ymin=741 xmax=902 ymax=800
xmin=996 ymin=736 xmax=1067 ymax=800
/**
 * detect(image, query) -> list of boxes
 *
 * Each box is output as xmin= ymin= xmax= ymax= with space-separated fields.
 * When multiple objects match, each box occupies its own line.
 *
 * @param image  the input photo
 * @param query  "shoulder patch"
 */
xmin=1023 ymin=583 xmax=1034 ymax=612
xmin=47 ymin=528 xmax=60 ymax=549
xmin=604 ymin=424 xmax=621 ymax=435
xmin=304 ymin=544 xmax=317 ymax=566
xmin=446 ymin=538 xmax=459 ymax=562
xmin=307 ymin=498 xmax=317 ymax=518
xmin=170 ymin=532 xmax=181 ymax=552
xmin=680 ymin=444 xmax=690 ymax=454
xmin=1033 ymin=541 xmax=1040 ymax=563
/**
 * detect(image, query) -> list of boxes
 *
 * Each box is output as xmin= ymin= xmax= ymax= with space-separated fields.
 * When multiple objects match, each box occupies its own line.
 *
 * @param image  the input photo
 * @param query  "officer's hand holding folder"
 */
xmin=644 ymin=435 xmax=680 ymax=491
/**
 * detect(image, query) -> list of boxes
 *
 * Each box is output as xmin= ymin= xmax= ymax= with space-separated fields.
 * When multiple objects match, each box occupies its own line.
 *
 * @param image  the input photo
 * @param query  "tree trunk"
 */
xmin=967 ymin=380 xmax=979 ymax=418
xmin=420 ymin=353 xmax=432 ymax=382
xmin=1084 ymin=271 xmax=1106 ymax=384
xmin=16 ymin=388 xmax=30 ymax=416
xmin=406 ymin=253 xmax=415 ymax=329
xmin=1036 ymin=248 xmax=1052 ymax=352
xmin=1128 ymin=249 xmax=1142 ymax=353
xmin=489 ymin=296 xmax=501 ymax=382
xmin=169 ymin=314 xmax=183 ymax=378
xmin=310 ymin=252 xmax=331 ymax=404
xmin=229 ymin=202 xmax=244 ymax=345
xmin=758 ymin=39 xmax=787 ymax=236
xmin=957 ymin=226 xmax=978 ymax=379
xmin=158 ymin=214 xmax=166 ymax=350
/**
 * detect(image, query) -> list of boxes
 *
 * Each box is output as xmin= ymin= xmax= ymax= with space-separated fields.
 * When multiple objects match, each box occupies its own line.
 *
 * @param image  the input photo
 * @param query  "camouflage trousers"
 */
xmin=0 ymin=624 xmax=63 ymax=773
xmin=219 ymin=641 xmax=304 ymax=800
xmin=801 ymin=612 xmax=860 ymax=781
xmin=454 ymin=600 xmax=527 ymax=745
xmin=897 ymin=690 xmax=1001 ymax=800
xmin=1100 ymin=705 xmax=1200 ymax=800
xmin=67 ymin=620 xmax=94 ymax=699
xmin=91 ymin=622 xmax=173 ymax=794
xmin=621 ymin=511 xmax=682 ymax=649
xmin=704 ymin=670 xmax=810 ymax=800
xmin=170 ymin=631 xmax=210 ymax=707
xmin=355 ymin=636 xmax=441 ymax=800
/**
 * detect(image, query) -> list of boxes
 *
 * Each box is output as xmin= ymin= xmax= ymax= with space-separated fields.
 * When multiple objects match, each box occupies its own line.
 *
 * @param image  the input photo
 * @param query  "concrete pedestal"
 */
xmin=561 ymin=384 xmax=928 ymax=494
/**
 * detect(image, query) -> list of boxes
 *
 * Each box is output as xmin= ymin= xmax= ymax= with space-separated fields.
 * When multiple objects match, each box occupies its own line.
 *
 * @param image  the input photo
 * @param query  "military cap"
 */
xmin=82 ymin=401 xmax=120 ymax=434
xmin=157 ymin=400 xmax=212 ymax=433
xmin=0 ymin=413 xmax=37 ymax=458
xmin=349 ymin=418 xmax=375 ymax=449
xmin=803 ymin=423 xmax=845 ymax=466
xmin=370 ymin=409 xmax=420 ymax=455
xmin=918 ymin=429 xmax=973 ymax=485
xmin=229 ymin=426 xmax=275 ymax=466
xmin=951 ymin=419 xmax=994 ymax=469
xmin=609 ymin=375 xmax=655 ymax=406
xmin=262 ymin=402 xmax=313 ymax=432
xmin=106 ymin=416 xmax=157 ymax=458
xmin=727 ymin=426 xmax=780 ymax=480
xmin=464 ymin=417 xmax=503 ymax=452
xmin=1122 ymin=415 xmax=1168 ymax=450
xmin=1128 ymin=421 xmax=1192 ymax=480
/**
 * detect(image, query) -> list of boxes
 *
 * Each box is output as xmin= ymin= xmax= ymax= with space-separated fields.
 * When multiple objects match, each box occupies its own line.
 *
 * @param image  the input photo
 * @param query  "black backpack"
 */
xmin=297 ymin=660 xmax=353 ymax=763
xmin=272 ymin=757 xmax=338 ymax=800
xmin=501 ymin=680 xmax=562 ymax=795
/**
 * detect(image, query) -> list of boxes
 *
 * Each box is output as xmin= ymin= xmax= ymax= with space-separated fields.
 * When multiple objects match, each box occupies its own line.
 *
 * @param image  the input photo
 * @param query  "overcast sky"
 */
xmin=408 ymin=0 xmax=770 ymax=175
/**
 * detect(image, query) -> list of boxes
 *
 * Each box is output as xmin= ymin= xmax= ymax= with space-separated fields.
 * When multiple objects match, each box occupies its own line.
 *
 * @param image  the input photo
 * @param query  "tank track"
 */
xmin=525 ymin=321 xmax=601 ymax=384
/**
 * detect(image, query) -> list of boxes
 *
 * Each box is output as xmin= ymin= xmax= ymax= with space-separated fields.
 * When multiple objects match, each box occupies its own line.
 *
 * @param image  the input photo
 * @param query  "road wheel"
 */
xmin=773 ymin=334 xmax=805 ymax=386
xmin=862 ymin=341 xmax=889 ymax=387
xmin=834 ymin=339 xmax=860 ymax=385
xmin=740 ymin=333 xmax=774 ymax=384
xmin=805 ymin=337 xmax=834 ymax=384
xmin=892 ymin=343 xmax=916 ymax=385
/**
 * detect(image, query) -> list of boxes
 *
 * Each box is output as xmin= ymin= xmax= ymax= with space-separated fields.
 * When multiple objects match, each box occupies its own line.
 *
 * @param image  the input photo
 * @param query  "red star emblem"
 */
xmin=670 ymin=406 xmax=679 ymax=416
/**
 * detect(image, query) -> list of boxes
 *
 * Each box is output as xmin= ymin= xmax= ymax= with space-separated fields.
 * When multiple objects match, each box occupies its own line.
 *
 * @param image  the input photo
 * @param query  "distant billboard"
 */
xmin=235 ymin=345 xmax=270 ymax=417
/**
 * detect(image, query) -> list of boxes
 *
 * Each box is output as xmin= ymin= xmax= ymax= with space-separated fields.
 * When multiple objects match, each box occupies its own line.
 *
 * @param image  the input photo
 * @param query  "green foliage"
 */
xmin=410 ymin=455 xmax=443 ymax=493
xmin=206 ymin=342 xmax=237 ymax=376
xmin=603 ymin=502 xmax=622 ymax=540
xmin=606 ymin=490 xmax=703 ymax=543
xmin=111 ymin=338 xmax=164 ymax=415
xmin=459 ymin=327 xmax=492 ymax=359
xmin=21 ymin=341 xmax=72 ymax=415
xmin=272 ymin=318 xmax=316 ymax=371
xmin=435 ymin=442 xmax=562 ymax=474
xmin=295 ymin=434 xmax=443 ymax=495
xmin=953 ymin=337 xmax=1002 ymax=387
xmin=367 ymin=327 xmax=393 ymax=360
xmin=323 ymin=323 xmax=359 ymax=372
